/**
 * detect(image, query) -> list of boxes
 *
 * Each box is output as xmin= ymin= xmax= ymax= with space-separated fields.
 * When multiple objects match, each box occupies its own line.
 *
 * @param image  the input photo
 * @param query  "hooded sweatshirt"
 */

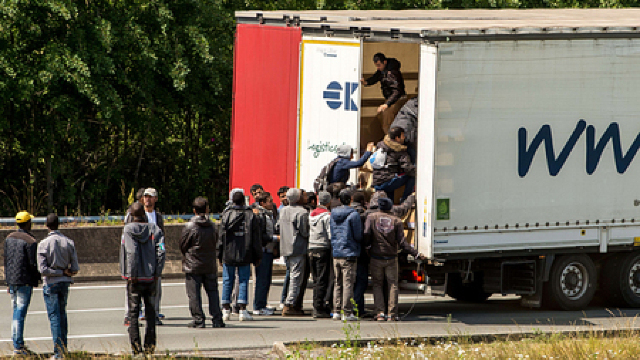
xmin=120 ymin=222 xmax=165 ymax=282
xmin=390 ymin=97 xmax=418 ymax=148
xmin=365 ymin=191 xmax=416 ymax=220
xmin=364 ymin=57 xmax=406 ymax=106
xmin=328 ymin=145 xmax=372 ymax=185
xmin=372 ymin=135 xmax=416 ymax=187
xmin=309 ymin=207 xmax=331 ymax=250
xmin=276 ymin=199 xmax=310 ymax=257
xmin=218 ymin=205 xmax=262 ymax=266
xmin=180 ymin=215 xmax=218 ymax=274
xmin=330 ymin=206 xmax=362 ymax=258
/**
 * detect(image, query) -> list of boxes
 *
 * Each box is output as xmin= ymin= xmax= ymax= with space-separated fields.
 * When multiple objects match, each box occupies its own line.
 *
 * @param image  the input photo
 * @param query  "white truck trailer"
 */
xmin=232 ymin=9 xmax=640 ymax=310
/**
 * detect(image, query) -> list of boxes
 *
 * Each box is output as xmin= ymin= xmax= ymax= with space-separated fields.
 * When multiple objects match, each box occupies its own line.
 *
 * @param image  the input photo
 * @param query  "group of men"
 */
xmin=2 ymin=50 xmax=421 ymax=357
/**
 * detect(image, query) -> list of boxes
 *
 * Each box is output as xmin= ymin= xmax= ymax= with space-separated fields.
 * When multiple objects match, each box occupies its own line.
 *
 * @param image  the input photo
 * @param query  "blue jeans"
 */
xmin=43 ymin=282 xmax=70 ymax=358
xmin=254 ymin=252 xmax=274 ymax=310
xmin=9 ymin=285 xmax=33 ymax=351
xmin=374 ymin=174 xmax=416 ymax=203
xmin=280 ymin=266 xmax=290 ymax=304
xmin=221 ymin=264 xmax=250 ymax=305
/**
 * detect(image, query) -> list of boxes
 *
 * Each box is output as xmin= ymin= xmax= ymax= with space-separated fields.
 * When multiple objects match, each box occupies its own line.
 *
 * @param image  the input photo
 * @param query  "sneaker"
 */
xmin=155 ymin=318 xmax=163 ymax=325
xmin=239 ymin=309 xmax=253 ymax=321
xmin=139 ymin=313 xmax=145 ymax=321
xmin=187 ymin=321 xmax=205 ymax=328
xmin=253 ymin=308 xmax=275 ymax=316
xmin=13 ymin=348 xmax=35 ymax=356
xmin=387 ymin=316 xmax=399 ymax=322
xmin=222 ymin=309 xmax=231 ymax=321
xmin=332 ymin=313 xmax=341 ymax=321
xmin=343 ymin=313 xmax=358 ymax=322
xmin=375 ymin=313 xmax=386 ymax=322
xmin=278 ymin=303 xmax=285 ymax=310
xmin=212 ymin=319 xmax=226 ymax=328
xmin=157 ymin=313 xmax=165 ymax=320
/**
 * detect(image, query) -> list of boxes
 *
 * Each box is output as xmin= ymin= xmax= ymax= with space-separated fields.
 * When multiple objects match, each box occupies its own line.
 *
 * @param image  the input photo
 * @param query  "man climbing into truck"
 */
xmin=372 ymin=127 xmax=416 ymax=203
xmin=361 ymin=53 xmax=407 ymax=134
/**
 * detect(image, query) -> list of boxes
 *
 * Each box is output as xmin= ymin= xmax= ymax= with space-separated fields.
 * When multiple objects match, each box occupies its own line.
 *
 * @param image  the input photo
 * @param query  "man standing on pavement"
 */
xmin=365 ymin=197 xmax=424 ymax=321
xmin=143 ymin=188 xmax=165 ymax=325
xmin=250 ymin=184 xmax=264 ymax=207
xmin=308 ymin=191 xmax=332 ymax=318
xmin=350 ymin=191 xmax=370 ymax=318
xmin=219 ymin=190 xmax=262 ymax=321
xmin=330 ymin=190 xmax=363 ymax=321
xmin=4 ymin=211 xmax=40 ymax=356
xmin=37 ymin=214 xmax=80 ymax=358
xmin=361 ymin=52 xmax=407 ymax=134
xmin=253 ymin=192 xmax=279 ymax=316
xmin=276 ymin=188 xmax=310 ymax=316
xmin=120 ymin=203 xmax=165 ymax=355
xmin=123 ymin=187 xmax=145 ymax=326
xmin=180 ymin=197 xmax=225 ymax=328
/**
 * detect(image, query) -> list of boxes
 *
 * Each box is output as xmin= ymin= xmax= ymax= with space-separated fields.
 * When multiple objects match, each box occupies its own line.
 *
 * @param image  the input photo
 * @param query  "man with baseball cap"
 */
xmin=143 ymin=188 xmax=165 ymax=324
xmin=4 ymin=211 xmax=40 ymax=355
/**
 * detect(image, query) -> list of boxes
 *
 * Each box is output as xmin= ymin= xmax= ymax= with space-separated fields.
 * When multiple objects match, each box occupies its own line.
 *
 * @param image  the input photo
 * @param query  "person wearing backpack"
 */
xmin=218 ymin=190 xmax=262 ymax=321
xmin=324 ymin=143 xmax=375 ymax=187
xmin=372 ymin=127 xmax=416 ymax=203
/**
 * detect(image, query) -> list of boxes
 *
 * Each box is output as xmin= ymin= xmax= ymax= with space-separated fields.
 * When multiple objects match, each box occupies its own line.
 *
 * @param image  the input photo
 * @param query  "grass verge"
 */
xmin=287 ymin=329 xmax=640 ymax=359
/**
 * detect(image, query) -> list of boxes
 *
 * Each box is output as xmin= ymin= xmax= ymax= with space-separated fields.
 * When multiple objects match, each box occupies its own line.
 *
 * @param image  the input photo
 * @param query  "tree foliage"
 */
xmin=1 ymin=0 xmax=635 ymax=216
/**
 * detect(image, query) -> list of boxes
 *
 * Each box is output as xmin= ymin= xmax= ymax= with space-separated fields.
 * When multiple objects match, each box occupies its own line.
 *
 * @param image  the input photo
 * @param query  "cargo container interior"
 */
xmin=359 ymin=41 xmax=420 ymax=198
xmin=359 ymin=41 xmax=420 ymax=154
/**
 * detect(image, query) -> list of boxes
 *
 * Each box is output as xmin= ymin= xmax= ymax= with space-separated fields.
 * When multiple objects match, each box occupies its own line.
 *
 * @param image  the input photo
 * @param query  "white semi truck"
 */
xmin=231 ymin=9 xmax=640 ymax=310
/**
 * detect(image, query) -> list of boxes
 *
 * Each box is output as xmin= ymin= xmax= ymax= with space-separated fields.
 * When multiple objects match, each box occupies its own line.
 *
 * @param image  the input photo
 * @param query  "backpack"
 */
xmin=313 ymin=158 xmax=341 ymax=192
xmin=221 ymin=210 xmax=251 ymax=262
xmin=369 ymin=148 xmax=388 ymax=170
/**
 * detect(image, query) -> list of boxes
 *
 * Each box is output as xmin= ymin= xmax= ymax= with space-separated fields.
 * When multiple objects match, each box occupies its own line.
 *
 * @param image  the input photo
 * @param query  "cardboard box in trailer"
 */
xmin=232 ymin=9 xmax=640 ymax=310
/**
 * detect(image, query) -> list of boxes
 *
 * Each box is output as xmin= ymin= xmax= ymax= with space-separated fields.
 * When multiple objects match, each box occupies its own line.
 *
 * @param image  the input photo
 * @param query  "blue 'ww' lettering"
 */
xmin=518 ymin=120 xmax=640 ymax=177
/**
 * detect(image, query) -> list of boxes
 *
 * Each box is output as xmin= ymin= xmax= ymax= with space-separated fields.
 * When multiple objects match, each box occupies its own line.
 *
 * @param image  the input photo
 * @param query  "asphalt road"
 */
xmin=2 ymin=278 xmax=640 ymax=356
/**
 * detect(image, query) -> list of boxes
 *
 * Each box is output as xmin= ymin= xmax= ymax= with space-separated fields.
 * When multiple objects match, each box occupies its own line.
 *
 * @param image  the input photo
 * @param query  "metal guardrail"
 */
xmin=0 ymin=214 xmax=221 ymax=225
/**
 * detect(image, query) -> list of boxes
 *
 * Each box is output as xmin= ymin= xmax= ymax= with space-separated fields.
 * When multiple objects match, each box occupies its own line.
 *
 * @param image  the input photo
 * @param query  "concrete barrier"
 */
xmin=0 ymin=224 xmax=285 ymax=283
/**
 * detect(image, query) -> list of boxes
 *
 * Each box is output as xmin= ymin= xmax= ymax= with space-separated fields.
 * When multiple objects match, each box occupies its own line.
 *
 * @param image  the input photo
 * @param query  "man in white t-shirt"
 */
xmin=143 ymin=188 xmax=165 ymax=324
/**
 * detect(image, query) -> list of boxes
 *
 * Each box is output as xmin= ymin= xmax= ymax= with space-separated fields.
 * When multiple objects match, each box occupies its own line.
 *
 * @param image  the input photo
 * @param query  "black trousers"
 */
xmin=294 ymin=254 xmax=311 ymax=309
xmin=127 ymin=281 xmax=156 ymax=354
xmin=185 ymin=273 xmax=223 ymax=323
xmin=309 ymin=249 xmax=332 ymax=313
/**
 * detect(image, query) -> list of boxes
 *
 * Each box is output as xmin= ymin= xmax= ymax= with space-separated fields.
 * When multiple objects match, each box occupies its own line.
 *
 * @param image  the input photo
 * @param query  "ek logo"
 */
xmin=323 ymin=81 xmax=358 ymax=111
xmin=518 ymin=120 xmax=640 ymax=177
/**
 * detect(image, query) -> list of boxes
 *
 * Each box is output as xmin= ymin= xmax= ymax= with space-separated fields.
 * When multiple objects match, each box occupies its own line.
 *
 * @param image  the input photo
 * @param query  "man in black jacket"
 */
xmin=362 ymin=52 xmax=407 ymax=134
xmin=4 ymin=211 xmax=40 ymax=356
xmin=219 ymin=190 xmax=262 ymax=321
xmin=180 ymin=197 xmax=225 ymax=328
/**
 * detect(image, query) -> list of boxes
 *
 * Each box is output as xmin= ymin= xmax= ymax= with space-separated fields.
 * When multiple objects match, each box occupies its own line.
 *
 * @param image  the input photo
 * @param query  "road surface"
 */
xmin=1 ymin=278 xmax=639 ymax=356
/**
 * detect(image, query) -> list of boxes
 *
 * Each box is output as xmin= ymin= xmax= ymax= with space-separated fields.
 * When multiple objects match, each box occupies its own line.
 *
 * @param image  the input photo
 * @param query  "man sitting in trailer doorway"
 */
xmin=361 ymin=53 xmax=407 ymax=135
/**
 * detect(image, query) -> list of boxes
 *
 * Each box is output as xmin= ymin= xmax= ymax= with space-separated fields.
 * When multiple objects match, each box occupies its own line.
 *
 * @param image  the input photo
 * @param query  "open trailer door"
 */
xmin=416 ymin=44 xmax=438 ymax=260
xmin=297 ymin=36 xmax=363 ymax=190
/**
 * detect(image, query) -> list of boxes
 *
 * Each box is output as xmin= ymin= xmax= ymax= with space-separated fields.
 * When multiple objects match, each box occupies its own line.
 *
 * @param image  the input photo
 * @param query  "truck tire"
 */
xmin=543 ymin=254 xmax=596 ymax=310
xmin=601 ymin=252 xmax=640 ymax=308
xmin=446 ymin=273 xmax=491 ymax=303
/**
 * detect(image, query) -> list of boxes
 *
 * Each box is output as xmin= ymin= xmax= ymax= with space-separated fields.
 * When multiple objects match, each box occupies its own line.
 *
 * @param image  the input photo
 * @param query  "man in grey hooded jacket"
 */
xmin=120 ymin=203 xmax=165 ymax=355
xmin=327 ymin=143 xmax=374 ymax=185
xmin=276 ymin=188 xmax=310 ymax=316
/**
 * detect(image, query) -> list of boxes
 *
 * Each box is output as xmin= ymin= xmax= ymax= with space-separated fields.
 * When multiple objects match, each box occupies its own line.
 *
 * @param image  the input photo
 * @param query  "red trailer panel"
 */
xmin=230 ymin=24 xmax=301 ymax=205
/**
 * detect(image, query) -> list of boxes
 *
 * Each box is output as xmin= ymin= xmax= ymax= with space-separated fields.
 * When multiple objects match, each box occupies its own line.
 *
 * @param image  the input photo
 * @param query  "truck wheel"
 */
xmin=602 ymin=252 xmax=640 ymax=308
xmin=543 ymin=254 xmax=596 ymax=310
xmin=446 ymin=273 xmax=491 ymax=303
